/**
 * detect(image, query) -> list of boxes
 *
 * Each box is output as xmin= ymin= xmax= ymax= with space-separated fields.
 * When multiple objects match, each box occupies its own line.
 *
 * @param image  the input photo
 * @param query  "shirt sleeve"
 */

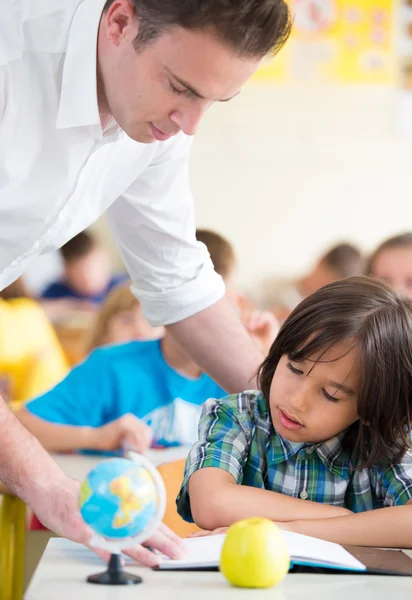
xmin=371 ymin=452 xmax=412 ymax=507
xmin=106 ymin=133 xmax=225 ymax=327
xmin=176 ymin=395 xmax=252 ymax=522
xmin=24 ymin=350 xmax=113 ymax=427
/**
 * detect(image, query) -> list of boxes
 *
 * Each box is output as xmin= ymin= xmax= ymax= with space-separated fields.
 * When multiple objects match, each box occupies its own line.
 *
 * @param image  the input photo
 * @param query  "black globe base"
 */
xmin=87 ymin=553 xmax=142 ymax=586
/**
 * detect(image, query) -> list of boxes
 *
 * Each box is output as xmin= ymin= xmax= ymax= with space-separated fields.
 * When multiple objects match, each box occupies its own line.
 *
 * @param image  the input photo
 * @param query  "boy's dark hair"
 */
xmin=321 ymin=243 xmax=363 ymax=279
xmin=367 ymin=233 xmax=412 ymax=275
xmin=257 ymin=276 xmax=412 ymax=468
xmin=104 ymin=0 xmax=292 ymax=58
xmin=61 ymin=231 xmax=96 ymax=263
xmin=196 ymin=229 xmax=236 ymax=280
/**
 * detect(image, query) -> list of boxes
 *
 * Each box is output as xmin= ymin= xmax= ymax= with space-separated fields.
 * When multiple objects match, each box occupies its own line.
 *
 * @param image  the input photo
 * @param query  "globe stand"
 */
xmin=87 ymin=553 xmax=142 ymax=585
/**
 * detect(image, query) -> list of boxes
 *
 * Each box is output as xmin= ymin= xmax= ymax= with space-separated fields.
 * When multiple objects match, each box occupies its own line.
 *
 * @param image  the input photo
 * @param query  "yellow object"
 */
xmin=0 ymin=488 xmax=26 ymax=600
xmin=220 ymin=518 xmax=290 ymax=589
xmin=0 ymin=298 xmax=69 ymax=406
xmin=156 ymin=459 xmax=200 ymax=537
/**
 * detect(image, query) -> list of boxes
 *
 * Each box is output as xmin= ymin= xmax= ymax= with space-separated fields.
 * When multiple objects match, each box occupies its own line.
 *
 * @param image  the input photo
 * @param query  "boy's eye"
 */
xmin=322 ymin=388 xmax=340 ymax=403
xmin=287 ymin=362 xmax=303 ymax=375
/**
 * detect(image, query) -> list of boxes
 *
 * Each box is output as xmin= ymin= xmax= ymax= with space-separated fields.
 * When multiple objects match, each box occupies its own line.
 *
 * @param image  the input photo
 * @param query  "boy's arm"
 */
xmin=16 ymin=409 xmax=153 ymax=454
xmin=280 ymin=502 xmax=412 ymax=548
xmin=16 ymin=408 xmax=96 ymax=452
xmin=188 ymin=468 xmax=351 ymax=531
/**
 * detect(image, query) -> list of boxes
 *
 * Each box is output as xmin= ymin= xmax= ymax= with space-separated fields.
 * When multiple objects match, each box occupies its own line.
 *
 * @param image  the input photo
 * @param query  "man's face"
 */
xmin=97 ymin=1 xmax=260 ymax=142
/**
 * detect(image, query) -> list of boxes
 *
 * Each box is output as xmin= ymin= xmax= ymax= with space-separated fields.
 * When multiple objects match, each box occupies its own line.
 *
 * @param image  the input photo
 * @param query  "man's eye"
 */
xmin=287 ymin=362 xmax=303 ymax=375
xmin=170 ymin=82 xmax=190 ymax=96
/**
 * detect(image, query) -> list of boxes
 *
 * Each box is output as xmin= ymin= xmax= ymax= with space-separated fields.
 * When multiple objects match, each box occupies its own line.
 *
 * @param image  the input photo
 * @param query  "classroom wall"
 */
xmin=95 ymin=81 xmax=412 ymax=292
xmin=190 ymin=82 xmax=412 ymax=291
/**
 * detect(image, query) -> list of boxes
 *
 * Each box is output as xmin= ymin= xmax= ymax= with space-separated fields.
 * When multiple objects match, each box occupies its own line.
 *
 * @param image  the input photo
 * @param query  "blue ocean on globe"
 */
xmin=79 ymin=458 xmax=157 ymax=539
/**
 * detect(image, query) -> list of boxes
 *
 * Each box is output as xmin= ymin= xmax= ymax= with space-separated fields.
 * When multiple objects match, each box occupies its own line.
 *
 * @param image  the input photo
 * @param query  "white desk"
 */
xmin=25 ymin=538 xmax=412 ymax=600
xmin=52 ymin=447 xmax=191 ymax=481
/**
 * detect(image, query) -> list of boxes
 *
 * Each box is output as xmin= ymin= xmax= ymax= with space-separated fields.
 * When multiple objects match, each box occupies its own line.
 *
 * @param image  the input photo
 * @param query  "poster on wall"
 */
xmin=254 ymin=0 xmax=395 ymax=84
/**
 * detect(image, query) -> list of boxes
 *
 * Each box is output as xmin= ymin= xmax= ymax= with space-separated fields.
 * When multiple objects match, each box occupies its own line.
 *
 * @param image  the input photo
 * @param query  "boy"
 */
xmin=41 ymin=230 xmax=125 ymax=304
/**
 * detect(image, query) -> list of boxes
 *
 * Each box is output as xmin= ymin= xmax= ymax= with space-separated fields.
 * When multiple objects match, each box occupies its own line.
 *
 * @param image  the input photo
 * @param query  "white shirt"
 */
xmin=0 ymin=0 xmax=224 ymax=325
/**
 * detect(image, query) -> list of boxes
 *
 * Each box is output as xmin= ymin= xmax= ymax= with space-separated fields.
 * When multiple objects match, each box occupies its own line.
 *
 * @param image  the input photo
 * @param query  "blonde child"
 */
xmin=177 ymin=276 xmax=412 ymax=548
xmin=367 ymin=233 xmax=412 ymax=299
xmin=86 ymin=281 xmax=164 ymax=350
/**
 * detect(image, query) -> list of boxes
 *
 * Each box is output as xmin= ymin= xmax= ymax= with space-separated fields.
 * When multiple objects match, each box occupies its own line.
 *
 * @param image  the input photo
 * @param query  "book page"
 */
xmin=157 ymin=531 xmax=365 ymax=572
xmin=283 ymin=531 xmax=365 ymax=570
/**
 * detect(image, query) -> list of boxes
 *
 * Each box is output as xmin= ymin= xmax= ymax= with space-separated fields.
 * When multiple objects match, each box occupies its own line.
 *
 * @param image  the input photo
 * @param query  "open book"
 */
xmin=156 ymin=531 xmax=366 ymax=573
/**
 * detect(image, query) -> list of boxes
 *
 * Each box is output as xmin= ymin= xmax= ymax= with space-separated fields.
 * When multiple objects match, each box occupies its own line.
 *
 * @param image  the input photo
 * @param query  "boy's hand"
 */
xmin=242 ymin=310 xmax=279 ymax=355
xmin=92 ymin=414 xmax=153 ymax=453
xmin=188 ymin=527 xmax=228 ymax=538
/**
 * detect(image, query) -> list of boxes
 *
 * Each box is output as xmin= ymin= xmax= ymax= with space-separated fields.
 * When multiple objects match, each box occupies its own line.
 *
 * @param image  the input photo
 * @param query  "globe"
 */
xmin=79 ymin=453 xmax=166 ymax=552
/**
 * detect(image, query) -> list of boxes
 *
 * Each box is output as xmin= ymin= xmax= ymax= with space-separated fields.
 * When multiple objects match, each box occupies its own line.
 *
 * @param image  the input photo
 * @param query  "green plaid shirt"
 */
xmin=177 ymin=391 xmax=412 ymax=522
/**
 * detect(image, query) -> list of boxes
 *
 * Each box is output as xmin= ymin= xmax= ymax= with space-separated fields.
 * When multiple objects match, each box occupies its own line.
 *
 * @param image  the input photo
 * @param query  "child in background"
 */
xmin=41 ymin=230 xmax=125 ymax=305
xmin=0 ymin=297 xmax=68 ymax=406
xmin=85 ymin=281 xmax=164 ymax=351
xmin=16 ymin=229 xmax=278 ymax=453
xmin=177 ymin=277 xmax=412 ymax=548
xmin=367 ymin=233 xmax=412 ymax=299
xmin=196 ymin=229 xmax=279 ymax=355
xmin=256 ymin=242 xmax=363 ymax=323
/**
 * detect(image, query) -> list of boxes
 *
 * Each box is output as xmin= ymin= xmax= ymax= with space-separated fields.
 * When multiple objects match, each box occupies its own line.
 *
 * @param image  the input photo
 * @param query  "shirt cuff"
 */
xmin=131 ymin=263 xmax=226 ymax=327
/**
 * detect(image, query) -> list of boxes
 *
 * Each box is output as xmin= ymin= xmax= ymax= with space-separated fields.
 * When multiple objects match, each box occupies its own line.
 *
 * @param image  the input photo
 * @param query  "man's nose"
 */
xmin=170 ymin=100 xmax=212 ymax=136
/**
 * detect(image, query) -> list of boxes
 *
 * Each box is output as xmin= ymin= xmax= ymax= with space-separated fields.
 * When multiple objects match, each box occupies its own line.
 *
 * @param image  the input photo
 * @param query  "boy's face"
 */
xmin=372 ymin=247 xmax=412 ymax=299
xmin=65 ymin=248 xmax=111 ymax=297
xmin=269 ymin=341 xmax=360 ymax=444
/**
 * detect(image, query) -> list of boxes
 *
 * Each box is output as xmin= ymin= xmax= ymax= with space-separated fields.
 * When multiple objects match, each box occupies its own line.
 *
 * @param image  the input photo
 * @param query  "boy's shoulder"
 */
xmin=208 ymin=390 xmax=269 ymax=421
xmin=90 ymin=339 xmax=160 ymax=358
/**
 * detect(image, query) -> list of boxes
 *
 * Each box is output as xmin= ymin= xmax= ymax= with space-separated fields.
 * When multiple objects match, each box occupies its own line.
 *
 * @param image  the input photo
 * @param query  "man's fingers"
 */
xmin=124 ymin=544 xmax=162 ymax=567
xmin=156 ymin=522 xmax=186 ymax=548
xmin=144 ymin=528 xmax=186 ymax=560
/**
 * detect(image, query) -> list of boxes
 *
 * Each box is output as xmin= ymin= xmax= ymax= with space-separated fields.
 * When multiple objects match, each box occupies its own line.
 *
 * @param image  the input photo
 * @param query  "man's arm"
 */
xmin=188 ymin=468 xmax=351 ymax=531
xmin=280 ymin=502 xmax=412 ymax=548
xmin=2 ymin=398 xmax=184 ymax=565
xmin=107 ymin=135 xmax=263 ymax=392
xmin=167 ymin=297 xmax=263 ymax=392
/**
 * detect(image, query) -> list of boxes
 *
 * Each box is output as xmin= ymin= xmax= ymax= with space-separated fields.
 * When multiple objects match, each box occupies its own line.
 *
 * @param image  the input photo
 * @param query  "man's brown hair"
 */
xmin=104 ymin=0 xmax=292 ymax=58
xmin=257 ymin=276 xmax=412 ymax=469
xmin=196 ymin=229 xmax=236 ymax=281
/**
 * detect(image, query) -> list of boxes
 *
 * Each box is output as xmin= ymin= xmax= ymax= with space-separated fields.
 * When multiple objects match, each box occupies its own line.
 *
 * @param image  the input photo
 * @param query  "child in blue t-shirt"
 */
xmin=16 ymin=334 xmax=225 ymax=453
xmin=16 ymin=228 xmax=278 ymax=455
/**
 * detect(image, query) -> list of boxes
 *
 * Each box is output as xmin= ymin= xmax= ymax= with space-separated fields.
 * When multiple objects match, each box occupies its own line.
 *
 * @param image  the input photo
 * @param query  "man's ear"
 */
xmin=104 ymin=0 xmax=136 ymax=46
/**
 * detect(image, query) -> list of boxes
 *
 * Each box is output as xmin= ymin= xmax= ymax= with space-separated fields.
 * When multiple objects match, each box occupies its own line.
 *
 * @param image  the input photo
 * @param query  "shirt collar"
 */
xmin=56 ymin=0 xmax=107 ymax=132
xmin=314 ymin=430 xmax=351 ymax=478
xmin=267 ymin=425 xmax=351 ymax=479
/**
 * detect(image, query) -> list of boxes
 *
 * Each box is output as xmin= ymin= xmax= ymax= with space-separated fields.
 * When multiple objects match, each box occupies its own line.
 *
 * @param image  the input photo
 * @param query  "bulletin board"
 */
xmin=254 ymin=0 xmax=395 ymax=84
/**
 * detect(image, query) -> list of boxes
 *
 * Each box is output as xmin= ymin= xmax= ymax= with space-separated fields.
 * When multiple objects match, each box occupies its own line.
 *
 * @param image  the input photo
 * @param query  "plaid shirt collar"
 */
xmin=266 ymin=423 xmax=351 ymax=479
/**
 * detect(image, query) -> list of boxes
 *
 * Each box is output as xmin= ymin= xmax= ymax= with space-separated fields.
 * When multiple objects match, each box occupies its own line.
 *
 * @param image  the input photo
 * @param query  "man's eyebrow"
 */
xmin=329 ymin=381 xmax=355 ymax=396
xmin=165 ymin=67 xmax=240 ymax=102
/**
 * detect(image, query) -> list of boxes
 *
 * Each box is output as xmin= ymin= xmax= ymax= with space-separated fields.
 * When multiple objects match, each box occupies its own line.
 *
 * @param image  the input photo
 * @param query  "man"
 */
xmin=0 ymin=0 xmax=291 ymax=565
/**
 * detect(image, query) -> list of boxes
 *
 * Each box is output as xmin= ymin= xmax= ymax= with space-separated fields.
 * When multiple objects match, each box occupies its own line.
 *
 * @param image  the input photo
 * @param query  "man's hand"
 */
xmin=30 ymin=474 xmax=186 ymax=566
xmin=93 ymin=414 xmax=153 ymax=453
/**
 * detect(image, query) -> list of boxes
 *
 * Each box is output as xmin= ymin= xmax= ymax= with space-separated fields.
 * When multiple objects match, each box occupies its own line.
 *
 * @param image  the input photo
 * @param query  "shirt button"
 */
xmin=300 ymin=490 xmax=308 ymax=500
xmin=306 ymin=447 xmax=314 ymax=455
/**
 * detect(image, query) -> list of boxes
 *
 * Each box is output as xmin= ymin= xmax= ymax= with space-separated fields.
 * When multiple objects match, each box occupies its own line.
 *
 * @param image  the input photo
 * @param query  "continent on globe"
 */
xmin=110 ymin=473 xmax=146 ymax=529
